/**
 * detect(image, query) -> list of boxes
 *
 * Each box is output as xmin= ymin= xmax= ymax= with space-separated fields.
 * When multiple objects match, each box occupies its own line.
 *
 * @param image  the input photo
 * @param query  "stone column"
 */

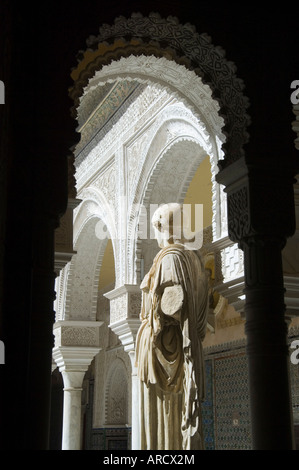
xmin=217 ymin=157 xmax=296 ymax=449
xmin=61 ymin=368 xmax=86 ymax=450
xmin=128 ymin=350 xmax=140 ymax=450
xmin=104 ymin=285 xmax=141 ymax=449
xmin=242 ymin=236 xmax=294 ymax=449
xmin=52 ymin=321 xmax=102 ymax=450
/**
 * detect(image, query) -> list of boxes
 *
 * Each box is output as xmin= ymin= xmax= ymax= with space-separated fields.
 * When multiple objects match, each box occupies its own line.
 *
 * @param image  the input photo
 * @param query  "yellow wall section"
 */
xmin=183 ymin=155 xmax=213 ymax=230
xmin=98 ymin=156 xmax=212 ymax=290
xmin=98 ymin=239 xmax=115 ymax=291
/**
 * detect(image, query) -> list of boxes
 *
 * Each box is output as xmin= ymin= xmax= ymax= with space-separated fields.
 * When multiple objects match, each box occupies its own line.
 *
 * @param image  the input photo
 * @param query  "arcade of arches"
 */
xmin=50 ymin=14 xmax=299 ymax=451
xmin=1 ymin=6 xmax=299 ymax=452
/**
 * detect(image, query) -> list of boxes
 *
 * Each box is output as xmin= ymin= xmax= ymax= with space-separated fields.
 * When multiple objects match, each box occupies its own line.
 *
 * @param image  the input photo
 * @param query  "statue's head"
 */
xmin=151 ymin=203 xmax=194 ymax=248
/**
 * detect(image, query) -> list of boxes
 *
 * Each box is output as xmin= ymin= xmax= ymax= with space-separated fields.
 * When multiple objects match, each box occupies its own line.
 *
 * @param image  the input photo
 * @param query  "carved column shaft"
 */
xmin=242 ymin=236 xmax=294 ymax=449
xmin=61 ymin=370 xmax=86 ymax=450
xmin=217 ymin=158 xmax=297 ymax=449
xmin=128 ymin=350 xmax=140 ymax=450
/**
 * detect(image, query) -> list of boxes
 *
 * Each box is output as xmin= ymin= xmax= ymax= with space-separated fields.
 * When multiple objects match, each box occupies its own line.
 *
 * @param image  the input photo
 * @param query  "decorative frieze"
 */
xmin=221 ymin=243 xmax=244 ymax=284
xmin=218 ymin=158 xmax=296 ymax=246
xmin=75 ymin=84 xmax=172 ymax=189
xmin=202 ymin=235 xmax=245 ymax=314
xmin=104 ymin=285 xmax=141 ymax=353
xmin=76 ymin=80 xmax=141 ymax=145
xmin=73 ymin=84 xmax=227 ymax=291
xmin=128 ymin=293 xmax=141 ymax=318
xmin=70 ymin=12 xmax=250 ymax=167
xmin=105 ymin=284 xmax=142 ymax=325
xmin=109 ymin=293 xmax=127 ymax=324
xmin=53 ymin=320 xmax=103 ymax=348
xmin=105 ymin=358 xmax=129 ymax=425
xmin=227 ymin=186 xmax=250 ymax=243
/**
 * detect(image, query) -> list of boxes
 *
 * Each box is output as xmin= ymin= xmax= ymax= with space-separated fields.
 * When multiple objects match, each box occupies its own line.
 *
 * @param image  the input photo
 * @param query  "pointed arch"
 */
xmin=70 ymin=12 xmax=250 ymax=168
xmin=105 ymin=357 xmax=129 ymax=425
xmin=56 ymin=188 xmax=117 ymax=322
xmin=124 ymin=102 xmax=221 ymax=284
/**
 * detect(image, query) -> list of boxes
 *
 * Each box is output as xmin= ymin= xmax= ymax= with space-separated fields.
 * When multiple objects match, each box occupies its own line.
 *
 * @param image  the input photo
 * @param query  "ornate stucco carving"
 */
xmin=64 ymin=217 xmax=110 ymax=321
xmin=126 ymin=132 xmax=149 ymax=198
xmin=92 ymin=161 xmax=116 ymax=211
xmin=61 ymin=327 xmax=98 ymax=347
xmin=105 ymin=358 xmax=128 ymax=425
xmin=105 ymin=285 xmax=142 ymax=324
xmin=221 ymin=244 xmax=244 ymax=284
xmin=200 ymin=234 xmax=245 ymax=314
xmin=74 ymin=82 xmax=226 ymax=287
xmin=70 ymin=12 xmax=250 ymax=167
xmin=79 ymin=55 xmax=223 ymax=156
xmin=53 ymin=321 xmax=103 ymax=349
xmin=75 ymin=83 xmax=172 ymax=187
xmin=129 ymin=138 xmax=207 ymax=285
xmin=109 ymin=294 xmax=127 ymax=324
xmin=128 ymin=293 xmax=141 ymax=318
xmin=123 ymin=102 xmax=218 ymax=285
xmin=76 ymin=80 xmax=140 ymax=133
xmin=227 ymin=186 xmax=250 ymax=242
xmin=59 ymin=94 xmax=244 ymax=328
xmin=127 ymin=103 xmax=214 ymax=204
xmin=54 ymin=264 xmax=69 ymax=322
xmin=60 ymin=36 xmax=247 ymax=327
xmin=103 ymin=354 xmax=131 ymax=426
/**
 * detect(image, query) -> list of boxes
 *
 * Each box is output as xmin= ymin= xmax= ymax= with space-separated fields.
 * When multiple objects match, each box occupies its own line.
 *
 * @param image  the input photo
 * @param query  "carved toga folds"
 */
xmin=135 ymin=244 xmax=208 ymax=450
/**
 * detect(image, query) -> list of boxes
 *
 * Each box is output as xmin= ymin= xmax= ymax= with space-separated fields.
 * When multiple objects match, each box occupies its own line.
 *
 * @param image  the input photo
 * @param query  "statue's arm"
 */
xmin=156 ymin=253 xmax=185 ymax=322
xmin=160 ymin=284 xmax=184 ymax=322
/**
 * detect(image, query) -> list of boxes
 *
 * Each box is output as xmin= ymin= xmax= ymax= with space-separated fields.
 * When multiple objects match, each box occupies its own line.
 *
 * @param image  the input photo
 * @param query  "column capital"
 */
xmin=104 ymin=284 xmax=141 ymax=352
xmin=52 ymin=325 xmax=100 ymax=451
xmin=104 ymin=283 xmax=141 ymax=299
xmin=52 ymin=345 xmax=100 ymax=374
xmin=216 ymin=158 xmax=296 ymax=245
xmin=109 ymin=318 xmax=141 ymax=353
xmin=53 ymin=320 xmax=102 ymax=372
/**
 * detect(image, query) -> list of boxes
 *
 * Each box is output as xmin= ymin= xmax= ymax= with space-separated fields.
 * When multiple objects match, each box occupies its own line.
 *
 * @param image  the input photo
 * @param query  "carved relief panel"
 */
xmin=105 ymin=358 xmax=129 ymax=426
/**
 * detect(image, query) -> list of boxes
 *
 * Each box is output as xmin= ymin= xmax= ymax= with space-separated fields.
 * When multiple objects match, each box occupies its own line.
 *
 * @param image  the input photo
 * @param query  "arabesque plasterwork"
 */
xmin=56 ymin=70 xmax=245 ymax=335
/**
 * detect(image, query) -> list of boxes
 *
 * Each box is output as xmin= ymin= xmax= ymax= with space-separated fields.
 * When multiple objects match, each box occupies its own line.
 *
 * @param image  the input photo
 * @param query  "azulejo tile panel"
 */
xmin=214 ymin=353 xmax=252 ymax=450
xmin=83 ymin=332 xmax=299 ymax=451
xmin=91 ymin=428 xmax=131 ymax=450
xmin=201 ymin=359 xmax=215 ymax=450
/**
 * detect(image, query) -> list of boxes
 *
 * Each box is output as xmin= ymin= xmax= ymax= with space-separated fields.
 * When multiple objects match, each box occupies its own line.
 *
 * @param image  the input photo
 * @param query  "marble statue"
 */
xmin=135 ymin=203 xmax=209 ymax=450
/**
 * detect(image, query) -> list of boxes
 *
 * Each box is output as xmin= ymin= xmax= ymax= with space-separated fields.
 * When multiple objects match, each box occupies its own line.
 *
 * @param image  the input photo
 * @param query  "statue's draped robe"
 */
xmin=135 ymin=244 xmax=208 ymax=450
